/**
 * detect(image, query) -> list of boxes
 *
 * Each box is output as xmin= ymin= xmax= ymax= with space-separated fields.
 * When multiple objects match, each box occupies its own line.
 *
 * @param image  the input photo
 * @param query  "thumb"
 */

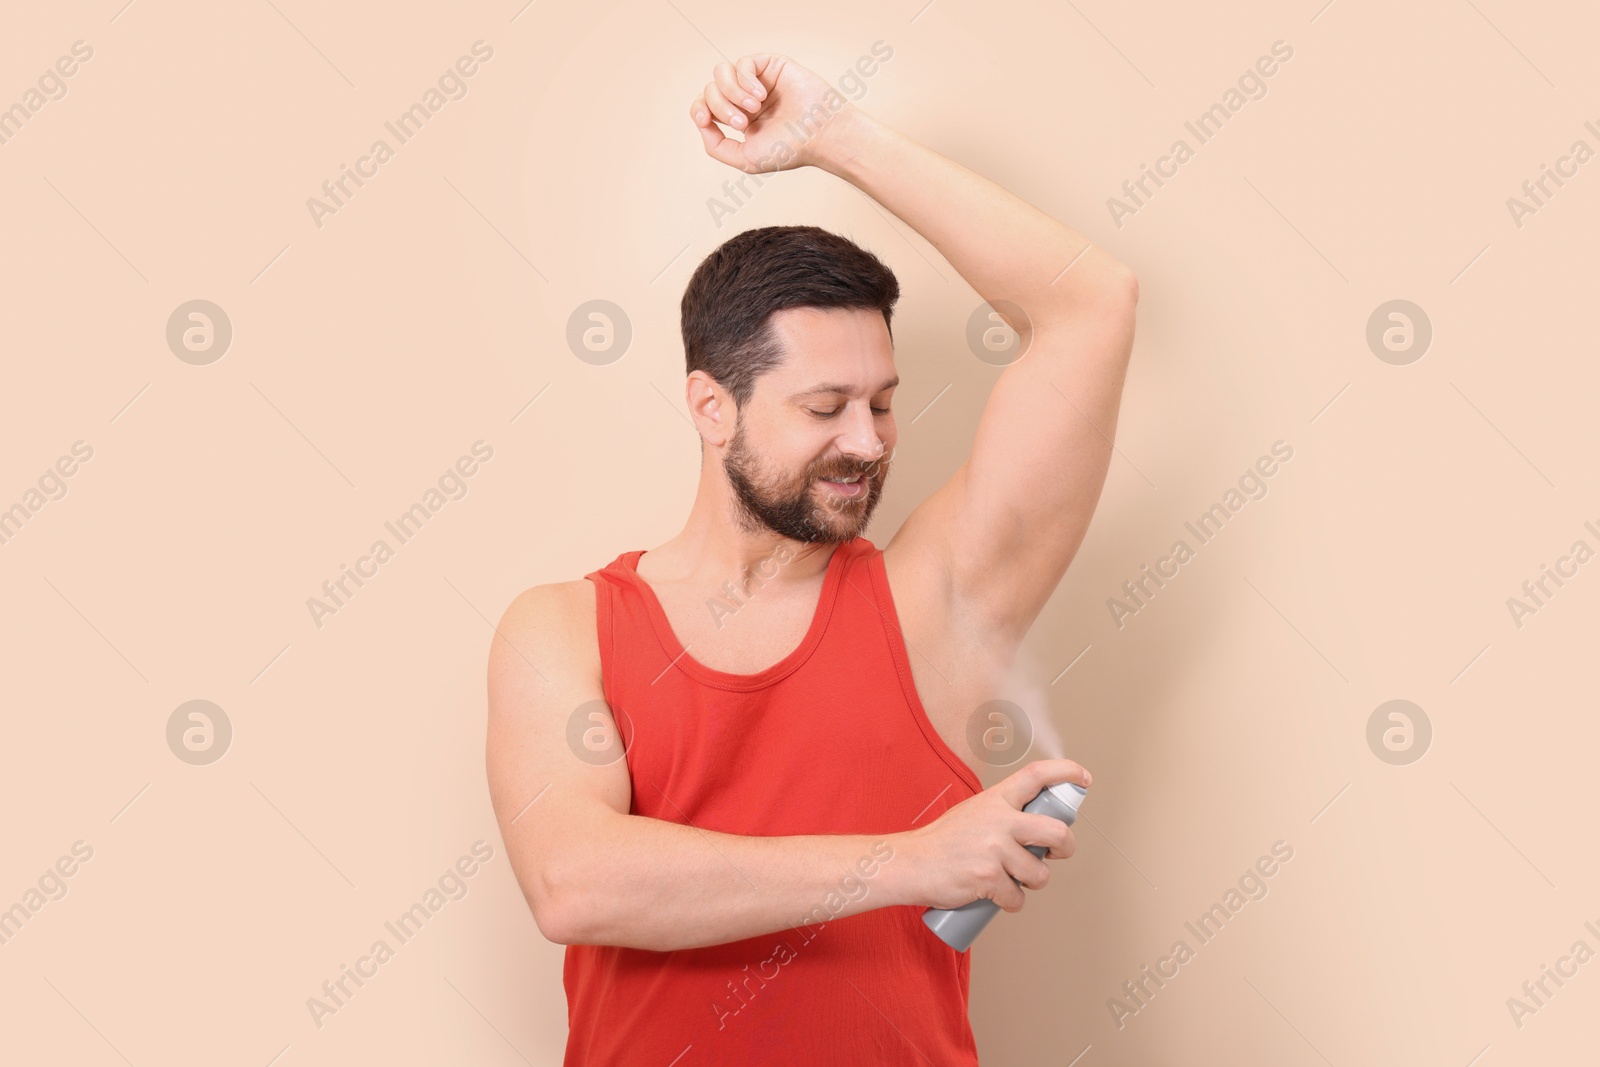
xmin=994 ymin=759 xmax=1092 ymax=809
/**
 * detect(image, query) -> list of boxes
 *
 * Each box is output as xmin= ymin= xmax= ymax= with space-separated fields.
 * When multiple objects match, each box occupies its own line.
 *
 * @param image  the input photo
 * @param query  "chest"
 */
xmin=640 ymin=562 xmax=995 ymax=781
xmin=648 ymin=577 xmax=825 ymax=676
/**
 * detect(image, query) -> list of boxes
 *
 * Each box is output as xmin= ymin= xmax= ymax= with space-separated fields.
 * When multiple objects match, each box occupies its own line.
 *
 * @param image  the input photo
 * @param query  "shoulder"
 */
xmin=499 ymin=578 xmax=598 ymax=628
xmin=489 ymin=579 xmax=600 ymax=682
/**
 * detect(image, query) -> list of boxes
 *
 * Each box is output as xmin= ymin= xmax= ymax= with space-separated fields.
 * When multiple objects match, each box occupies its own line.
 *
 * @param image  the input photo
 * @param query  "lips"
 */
xmin=819 ymin=476 xmax=866 ymax=498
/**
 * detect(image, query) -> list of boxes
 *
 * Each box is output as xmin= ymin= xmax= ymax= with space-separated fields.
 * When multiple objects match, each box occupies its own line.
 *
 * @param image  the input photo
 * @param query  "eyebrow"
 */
xmin=791 ymin=376 xmax=900 ymax=399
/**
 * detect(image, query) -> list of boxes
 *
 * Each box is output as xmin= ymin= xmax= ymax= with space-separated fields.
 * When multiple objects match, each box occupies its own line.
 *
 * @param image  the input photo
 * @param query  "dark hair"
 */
xmin=681 ymin=225 xmax=900 ymax=410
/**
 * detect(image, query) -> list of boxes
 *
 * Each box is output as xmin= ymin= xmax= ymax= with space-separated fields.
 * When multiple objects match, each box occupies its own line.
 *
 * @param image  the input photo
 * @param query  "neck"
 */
xmin=641 ymin=462 xmax=840 ymax=586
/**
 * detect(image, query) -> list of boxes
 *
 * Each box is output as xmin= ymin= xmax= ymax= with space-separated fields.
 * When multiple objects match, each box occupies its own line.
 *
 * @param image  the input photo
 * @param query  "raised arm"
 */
xmin=485 ymin=582 xmax=1088 ymax=951
xmin=692 ymin=55 xmax=1139 ymax=646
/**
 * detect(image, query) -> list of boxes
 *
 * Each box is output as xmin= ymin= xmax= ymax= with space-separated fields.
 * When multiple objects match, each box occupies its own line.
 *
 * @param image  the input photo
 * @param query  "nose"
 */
xmin=836 ymin=402 xmax=887 ymax=465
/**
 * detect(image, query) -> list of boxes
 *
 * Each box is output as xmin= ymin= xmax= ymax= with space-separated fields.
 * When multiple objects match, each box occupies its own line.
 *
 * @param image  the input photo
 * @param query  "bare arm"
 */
xmin=815 ymin=111 xmax=1134 ymax=330
xmin=693 ymin=55 xmax=1139 ymax=646
xmin=824 ymin=107 xmax=1138 ymax=645
xmin=486 ymin=583 xmax=1085 ymax=952
xmin=487 ymin=582 xmax=905 ymax=952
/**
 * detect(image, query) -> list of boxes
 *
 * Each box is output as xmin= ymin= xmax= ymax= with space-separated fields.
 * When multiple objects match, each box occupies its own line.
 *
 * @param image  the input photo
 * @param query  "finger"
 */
xmin=703 ymin=80 xmax=749 ymax=129
xmin=734 ymin=55 xmax=769 ymax=102
xmin=689 ymin=95 xmax=751 ymax=172
xmin=1017 ymin=813 xmax=1075 ymax=860
xmin=689 ymin=92 xmax=714 ymax=129
xmin=1041 ymin=824 xmax=1077 ymax=861
xmin=1001 ymin=841 xmax=1051 ymax=893
xmin=996 ymin=758 xmax=1093 ymax=809
xmin=742 ymin=52 xmax=784 ymax=93
xmin=990 ymin=875 xmax=1028 ymax=913
xmin=714 ymin=60 xmax=763 ymax=115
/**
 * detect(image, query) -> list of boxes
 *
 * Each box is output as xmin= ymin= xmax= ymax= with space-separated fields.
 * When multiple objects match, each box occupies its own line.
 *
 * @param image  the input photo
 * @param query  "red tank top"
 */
xmin=565 ymin=535 xmax=982 ymax=1066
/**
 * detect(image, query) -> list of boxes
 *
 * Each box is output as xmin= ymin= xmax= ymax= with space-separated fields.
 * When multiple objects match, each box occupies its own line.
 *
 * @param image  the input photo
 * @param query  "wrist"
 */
xmin=867 ymin=830 xmax=922 ymax=908
xmin=807 ymin=103 xmax=878 ymax=178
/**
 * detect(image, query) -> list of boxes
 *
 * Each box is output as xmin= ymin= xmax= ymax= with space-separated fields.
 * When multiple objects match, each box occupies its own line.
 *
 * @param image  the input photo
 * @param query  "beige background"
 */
xmin=2 ymin=0 xmax=1596 ymax=1063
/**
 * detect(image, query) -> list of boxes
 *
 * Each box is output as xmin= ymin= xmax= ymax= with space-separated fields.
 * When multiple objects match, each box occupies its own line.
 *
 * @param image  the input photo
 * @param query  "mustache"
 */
xmin=813 ymin=451 xmax=894 ymax=482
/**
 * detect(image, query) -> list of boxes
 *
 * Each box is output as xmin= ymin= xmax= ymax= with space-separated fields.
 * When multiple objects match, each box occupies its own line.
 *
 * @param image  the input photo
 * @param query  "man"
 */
xmin=486 ymin=52 xmax=1137 ymax=1065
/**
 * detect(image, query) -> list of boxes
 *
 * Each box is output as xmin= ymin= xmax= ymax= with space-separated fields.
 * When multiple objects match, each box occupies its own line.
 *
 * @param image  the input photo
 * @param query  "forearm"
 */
xmin=548 ymin=811 xmax=910 ymax=952
xmin=812 ymin=106 xmax=1134 ymax=326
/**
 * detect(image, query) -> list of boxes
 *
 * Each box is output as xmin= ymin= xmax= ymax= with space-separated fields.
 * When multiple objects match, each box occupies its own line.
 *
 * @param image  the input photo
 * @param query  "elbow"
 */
xmin=532 ymin=894 xmax=578 ymax=946
xmin=1065 ymin=264 xmax=1139 ymax=323
xmin=527 ymin=863 xmax=588 ymax=946
xmin=536 ymin=887 xmax=664 ymax=952
xmin=1058 ymin=266 xmax=1137 ymax=347
xmin=1096 ymin=266 xmax=1140 ymax=346
xmin=1080 ymin=252 xmax=1139 ymax=311
xmin=1121 ymin=267 xmax=1140 ymax=308
xmin=533 ymin=872 xmax=680 ymax=952
xmin=1106 ymin=264 xmax=1139 ymax=310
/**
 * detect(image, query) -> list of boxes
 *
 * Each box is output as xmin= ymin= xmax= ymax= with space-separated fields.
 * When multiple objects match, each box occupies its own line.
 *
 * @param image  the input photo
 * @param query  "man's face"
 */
xmin=721 ymin=307 xmax=899 ymax=544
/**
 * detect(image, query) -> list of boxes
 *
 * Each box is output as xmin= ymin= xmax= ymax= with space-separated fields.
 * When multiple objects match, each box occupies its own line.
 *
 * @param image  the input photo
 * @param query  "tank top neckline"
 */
xmin=618 ymin=537 xmax=864 ymax=691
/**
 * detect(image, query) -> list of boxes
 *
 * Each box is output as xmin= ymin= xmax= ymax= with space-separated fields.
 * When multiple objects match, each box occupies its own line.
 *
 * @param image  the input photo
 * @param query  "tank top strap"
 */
xmin=838 ymin=541 xmax=984 ymax=796
xmin=582 ymin=551 xmax=637 ymax=711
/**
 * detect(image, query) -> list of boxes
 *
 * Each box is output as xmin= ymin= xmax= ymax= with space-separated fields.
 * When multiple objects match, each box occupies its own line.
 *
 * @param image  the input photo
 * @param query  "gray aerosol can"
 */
xmin=921 ymin=781 xmax=1088 ymax=951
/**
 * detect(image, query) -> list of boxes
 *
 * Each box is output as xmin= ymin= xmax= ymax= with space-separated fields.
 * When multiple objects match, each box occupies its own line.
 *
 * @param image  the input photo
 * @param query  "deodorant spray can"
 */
xmin=921 ymin=781 xmax=1087 ymax=951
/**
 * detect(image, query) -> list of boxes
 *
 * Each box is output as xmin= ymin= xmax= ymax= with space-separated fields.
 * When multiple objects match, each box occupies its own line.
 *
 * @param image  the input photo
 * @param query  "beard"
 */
xmin=722 ymin=418 xmax=890 ymax=544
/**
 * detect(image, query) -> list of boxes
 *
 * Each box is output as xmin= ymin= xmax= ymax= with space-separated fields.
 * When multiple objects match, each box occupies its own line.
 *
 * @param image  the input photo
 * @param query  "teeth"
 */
xmin=826 ymin=475 xmax=861 ymax=483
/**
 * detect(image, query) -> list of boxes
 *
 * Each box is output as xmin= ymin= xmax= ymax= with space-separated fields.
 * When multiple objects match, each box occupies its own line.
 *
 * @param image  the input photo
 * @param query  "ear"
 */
xmin=687 ymin=370 xmax=734 ymax=448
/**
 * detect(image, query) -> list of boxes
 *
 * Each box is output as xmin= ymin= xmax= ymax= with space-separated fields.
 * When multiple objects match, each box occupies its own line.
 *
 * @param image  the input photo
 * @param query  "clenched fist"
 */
xmin=688 ymin=53 xmax=859 ymax=174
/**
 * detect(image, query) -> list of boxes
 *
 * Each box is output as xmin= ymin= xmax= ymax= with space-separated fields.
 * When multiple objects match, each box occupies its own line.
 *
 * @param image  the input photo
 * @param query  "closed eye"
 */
xmin=808 ymin=407 xmax=892 ymax=418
